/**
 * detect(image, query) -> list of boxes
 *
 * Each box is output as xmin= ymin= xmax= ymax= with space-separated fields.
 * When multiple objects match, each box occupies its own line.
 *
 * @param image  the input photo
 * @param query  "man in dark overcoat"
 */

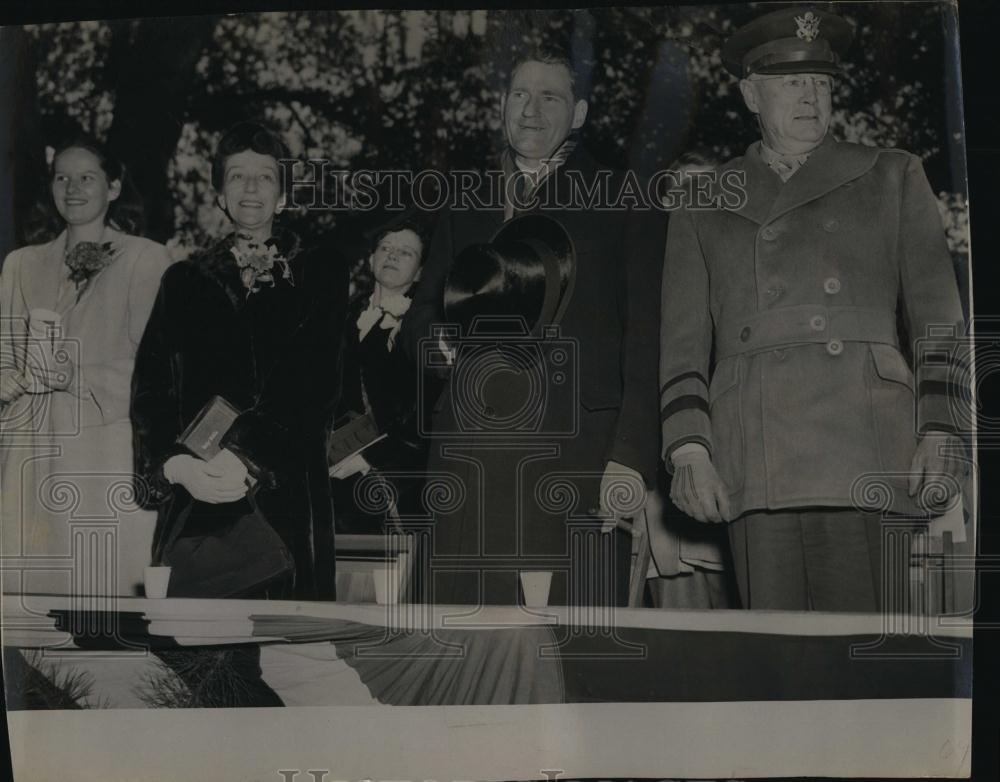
xmin=401 ymin=50 xmax=666 ymax=607
xmin=659 ymin=7 xmax=968 ymax=611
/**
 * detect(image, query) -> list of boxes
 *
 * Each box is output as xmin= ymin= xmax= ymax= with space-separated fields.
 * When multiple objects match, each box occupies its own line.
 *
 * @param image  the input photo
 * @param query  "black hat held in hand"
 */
xmin=444 ymin=214 xmax=576 ymax=338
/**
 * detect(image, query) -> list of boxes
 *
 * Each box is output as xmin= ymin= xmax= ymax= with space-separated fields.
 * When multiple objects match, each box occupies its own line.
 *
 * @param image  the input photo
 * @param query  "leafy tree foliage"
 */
xmin=15 ymin=3 xmax=966 ymax=273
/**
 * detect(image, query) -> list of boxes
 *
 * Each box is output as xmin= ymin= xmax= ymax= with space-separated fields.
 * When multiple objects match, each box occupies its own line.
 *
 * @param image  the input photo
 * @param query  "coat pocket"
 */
xmin=708 ymin=356 xmax=744 ymax=493
xmin=870 ymin=343 xmax=915 ymax=390
xmin=867 ymin=343 xmax=917 ymax=472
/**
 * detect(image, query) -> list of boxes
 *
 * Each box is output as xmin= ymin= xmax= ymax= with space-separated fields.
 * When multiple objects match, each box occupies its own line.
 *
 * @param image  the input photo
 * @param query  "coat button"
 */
xmin=765 ymin=286 xmax=784 ymax=299
xmin=826 ymin=339 xmax=844 ymax=356
xmin=823 ymin=277 xmax=841 ymax=294
xmin=823 ymin=219 xmax=840 ymax=232
xmin=761 ymin=227 xmax=777 ymax=241
xmin=740 ymin=326 xmax=752 ymax=342
xmin=810 ymin=315 xmax=826 ymax=331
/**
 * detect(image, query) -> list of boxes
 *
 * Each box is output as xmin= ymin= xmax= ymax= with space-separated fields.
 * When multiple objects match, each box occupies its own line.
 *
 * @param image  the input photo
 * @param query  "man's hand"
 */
xmin=669 ymin=447 xmax=732 ymax=523
xmin=164 ymin=453 xmax=248 ymax=504
xmin=329 ymin=452 xmax=372 ymax=480
xmin=599 ymin=460 xmax=646 ymax=533
xmin=908 ymin=431 xmax=966 ymax=511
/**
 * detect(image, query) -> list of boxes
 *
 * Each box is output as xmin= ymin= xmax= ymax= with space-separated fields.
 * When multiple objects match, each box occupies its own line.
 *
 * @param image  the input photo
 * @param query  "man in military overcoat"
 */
xmin=659 ymin=7 xmax=967 ymax=611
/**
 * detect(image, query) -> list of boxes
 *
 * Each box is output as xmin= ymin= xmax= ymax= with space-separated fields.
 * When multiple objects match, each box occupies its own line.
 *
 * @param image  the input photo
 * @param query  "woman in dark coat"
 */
xmin=131 ymin=122 xmax=348 ymax=601
xmin=330 ymin=219 xmax=440 ymax=534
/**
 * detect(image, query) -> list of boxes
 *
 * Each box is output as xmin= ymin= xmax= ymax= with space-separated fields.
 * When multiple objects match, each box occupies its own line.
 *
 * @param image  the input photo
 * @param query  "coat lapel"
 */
xmin=23 ymin=232 xmax=71 ymax=315
xmin=720 ymin=137 xmax=881 ymax=227
xmin=195 ymin=235 xmax=247 ymax=310
xmin=722 ymin=145 xmax=782 ymax=226
xmin=764 ymin=136 xmax=879 ymax=224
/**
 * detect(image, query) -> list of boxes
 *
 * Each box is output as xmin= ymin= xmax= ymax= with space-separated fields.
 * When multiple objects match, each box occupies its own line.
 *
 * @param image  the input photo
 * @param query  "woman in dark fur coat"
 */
xmin=131 ymin=122 xmax=349 ymax=601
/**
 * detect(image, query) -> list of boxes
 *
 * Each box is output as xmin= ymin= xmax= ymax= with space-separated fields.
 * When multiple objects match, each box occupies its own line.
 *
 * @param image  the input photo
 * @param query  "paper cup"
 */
xmin=520 ymin=570 xmax=553 ymax=607
xmin=372 ymin=566 xmax=399 ymax=605
xmin=144 ymin=566 xmax=172 ymax=599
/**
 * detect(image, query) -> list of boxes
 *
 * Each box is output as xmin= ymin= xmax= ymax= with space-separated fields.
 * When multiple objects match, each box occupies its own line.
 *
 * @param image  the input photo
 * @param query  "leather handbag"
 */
xmin=159 ymin=395 xmax=295 ymax=598
xmin=161 ymin=492 xmax=295 ymax=598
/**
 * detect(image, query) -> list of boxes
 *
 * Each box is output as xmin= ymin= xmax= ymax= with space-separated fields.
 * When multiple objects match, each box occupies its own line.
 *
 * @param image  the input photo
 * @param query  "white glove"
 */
xmin=908 ymin=431 xmax=967 ymax=510
xmin=164 ymin=453 xmax=248 ymax=504
xmin=669 ymin=446 xmax=732 ymax=523
xmin=207 ymin=447 xmax=250 ymax=484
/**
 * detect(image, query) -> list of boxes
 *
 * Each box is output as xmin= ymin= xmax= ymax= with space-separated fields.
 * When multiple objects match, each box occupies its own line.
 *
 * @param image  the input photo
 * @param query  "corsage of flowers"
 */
xmin=230 ymin=235 xmax=294 ymax=295
xmin=64 ymin=241 xmax=116 ymax=300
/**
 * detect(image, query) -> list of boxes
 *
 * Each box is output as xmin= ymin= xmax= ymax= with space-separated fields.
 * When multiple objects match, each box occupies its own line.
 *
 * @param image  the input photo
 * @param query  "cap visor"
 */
xmin=751 ymin=60 xmax=843 ymax=76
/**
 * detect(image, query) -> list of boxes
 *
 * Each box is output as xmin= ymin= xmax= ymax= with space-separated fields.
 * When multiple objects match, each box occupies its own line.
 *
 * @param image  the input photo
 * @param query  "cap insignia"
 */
xmin=794 ymin=11 xmax=821 ymax=42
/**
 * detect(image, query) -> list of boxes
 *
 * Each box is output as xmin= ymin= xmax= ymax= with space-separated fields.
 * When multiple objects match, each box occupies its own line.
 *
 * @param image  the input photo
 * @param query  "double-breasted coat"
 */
xmin=1 ymin=228 xmax=172 ymax=596
xmin=659 ymin=137 xmax=966 ymax=518
xmin=130 ymin=231 xmax=349 ymax=600
xmin=402 ymin=148 xmax=666 ymax=604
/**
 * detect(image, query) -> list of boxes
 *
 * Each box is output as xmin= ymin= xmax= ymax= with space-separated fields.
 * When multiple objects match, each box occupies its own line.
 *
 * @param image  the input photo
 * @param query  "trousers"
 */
xmin=728 ymin=509 xmax=893 ymax=612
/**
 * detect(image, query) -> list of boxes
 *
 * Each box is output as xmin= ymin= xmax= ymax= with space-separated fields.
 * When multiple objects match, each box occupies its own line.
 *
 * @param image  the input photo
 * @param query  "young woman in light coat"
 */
xmin=0 ymin=138 xmax=172 ymax=597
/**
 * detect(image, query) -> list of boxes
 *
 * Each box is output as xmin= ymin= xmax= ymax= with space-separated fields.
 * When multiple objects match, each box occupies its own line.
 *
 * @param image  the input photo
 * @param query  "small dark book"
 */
xmin=177 ymin=395 xmax=257 ymax=486
xmin=327 ymin=411 xmax=386 ymax=474
xmin=178 ymin=395 xmax=241 ymax=460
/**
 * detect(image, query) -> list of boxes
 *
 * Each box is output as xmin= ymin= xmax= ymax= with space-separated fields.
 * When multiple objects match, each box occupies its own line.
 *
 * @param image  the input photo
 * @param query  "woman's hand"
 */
xmin=163 ymin=453 xmax=248 ymax=504
xmin=0 ymin=368 xmax=30 ymax=403
xmin=207 ymin=448 xmax=250 ymax=484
